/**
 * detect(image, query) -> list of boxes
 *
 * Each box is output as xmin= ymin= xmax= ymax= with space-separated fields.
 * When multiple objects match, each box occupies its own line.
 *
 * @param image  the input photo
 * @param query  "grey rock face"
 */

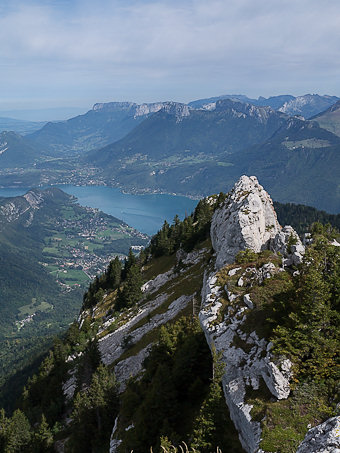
xmin=114 ymin=345 xmax=152 ymax=392
xmin=211 ymin=175 xmax=281 ymax=269
xmin=199 ymin=269 xmax=292 ymax=453
xmin=92 ymin=100 xmax=190 ymax=121
xmin=296 ymin=416 xmax=340 ymax=453
xmin=99 ymin=294 xmax=189 ymax=366
xmin=271 ymin=225 xmax=305 ymax=266
xmin=109 ymin=418 xmax=122 ymax=453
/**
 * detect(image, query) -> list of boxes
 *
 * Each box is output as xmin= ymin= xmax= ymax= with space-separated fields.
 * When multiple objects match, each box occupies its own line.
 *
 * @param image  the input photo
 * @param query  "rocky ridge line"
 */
xmin=200 ymin=175 xmax=336 ymax=453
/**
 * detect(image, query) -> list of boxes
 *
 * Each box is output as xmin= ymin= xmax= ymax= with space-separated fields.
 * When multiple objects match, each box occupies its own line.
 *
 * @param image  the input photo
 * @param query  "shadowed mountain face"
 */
xmin=313 ymin=100 xmax=340 ymax=137
xmin=26 ymin=101 xmax=189 ymax=156
xmin=20 ymin=93 xmax=340 ymax=159
xmin=234 ymin=117 xmax=340 ymax=212
xmin=86 ymin=99 xmax=288 ymax=165
xmin=0 ymin=131 xmax=42 ymax=167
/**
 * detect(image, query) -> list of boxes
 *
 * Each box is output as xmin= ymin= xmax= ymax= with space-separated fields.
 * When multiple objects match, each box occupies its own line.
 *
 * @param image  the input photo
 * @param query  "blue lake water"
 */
xmin=0 ymin=185 xmax=198 ymax=235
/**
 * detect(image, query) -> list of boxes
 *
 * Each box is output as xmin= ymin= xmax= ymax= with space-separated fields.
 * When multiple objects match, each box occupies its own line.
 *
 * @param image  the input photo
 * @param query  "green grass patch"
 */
xmin=97 ymin=229 xmax=125 ymax=239
xmin=58 ymin=269 xmax=90 ymax=285
xmin=18 ymin=300 xmax=53 ymax=318
xmin=142 ymin=254 xmax=177 ymax=282
xmin=247 ymin=381 xmax=336 ymax=452
xmin=42 ymin=246 xmax=59 ymax=255
xmin=60 ymin=206 xmax=76 ymax=219
xmin=116 ymin=302 xmax=193 ymax=363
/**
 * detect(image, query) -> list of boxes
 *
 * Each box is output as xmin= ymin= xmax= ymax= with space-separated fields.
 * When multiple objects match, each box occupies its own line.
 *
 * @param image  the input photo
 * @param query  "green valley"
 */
xmin=0 ymin=188 xmax=148 ymax=407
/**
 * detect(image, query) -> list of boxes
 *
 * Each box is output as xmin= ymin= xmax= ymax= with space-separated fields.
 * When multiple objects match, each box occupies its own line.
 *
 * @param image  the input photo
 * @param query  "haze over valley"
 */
xmin=1 ymin=93 xmax=340 ymax=213
xmin=0 ymin=1 xmax=339 ymax=452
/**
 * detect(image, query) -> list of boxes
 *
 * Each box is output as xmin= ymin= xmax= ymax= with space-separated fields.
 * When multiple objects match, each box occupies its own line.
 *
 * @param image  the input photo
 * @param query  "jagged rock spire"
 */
xmin=211 ymin=175 xmax=281 ymax=269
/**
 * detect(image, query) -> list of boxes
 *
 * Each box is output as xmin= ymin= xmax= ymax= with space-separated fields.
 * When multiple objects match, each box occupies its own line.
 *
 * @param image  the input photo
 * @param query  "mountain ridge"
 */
xmin=2 ymin=175 xmax=337 ymax=452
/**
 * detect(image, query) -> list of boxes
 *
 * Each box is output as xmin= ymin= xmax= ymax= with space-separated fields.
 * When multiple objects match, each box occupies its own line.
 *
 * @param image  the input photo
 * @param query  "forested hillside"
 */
xmin=0 ymin=188 xmax=147 ymax=410
xmin=0 ymin=181 xmax=338 ymax=453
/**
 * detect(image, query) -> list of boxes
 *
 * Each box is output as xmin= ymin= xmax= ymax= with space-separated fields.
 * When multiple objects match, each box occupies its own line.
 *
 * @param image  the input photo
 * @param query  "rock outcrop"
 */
xmin=92 ymin=100 xmax=190 ymax=121
xmin=296 ymin=416 xmax=340 ymax=453
xmin=211 ymin=175 xmax=281 ymax=269
xmin=199 ymin=268 xmax=292 ymax=453
xmin=270 ymin=225 xmax=305 ymax=266
xmin=200 ymin=175 xmax=308 ymax=452
xmin=210 ymin=175 xmax=305 ymax=270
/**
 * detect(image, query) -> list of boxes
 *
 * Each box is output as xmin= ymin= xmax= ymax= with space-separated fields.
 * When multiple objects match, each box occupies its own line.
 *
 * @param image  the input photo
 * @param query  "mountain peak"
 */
xmin=158 ymin=101 xmax=190 ymax=119
xmin=92 ymin=102 xmax=137 ymax=112
xmin=91 ymin=101 xmax=190 ymax=120
xmin=278 ymin=94 xmax=340 ymax=118
xmin=213 ymin=98 xmax=281 ymax=122
xmin=211 ymin=175 xmax=281 ymax=269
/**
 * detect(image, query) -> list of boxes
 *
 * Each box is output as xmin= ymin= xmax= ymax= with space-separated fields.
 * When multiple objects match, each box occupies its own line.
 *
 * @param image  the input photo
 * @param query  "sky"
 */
xmin=1 ymin=0 xmax=340 ymax=119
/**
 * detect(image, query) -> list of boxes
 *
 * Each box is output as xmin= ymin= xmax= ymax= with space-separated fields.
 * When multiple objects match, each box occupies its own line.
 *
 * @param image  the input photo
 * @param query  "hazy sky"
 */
xmin=1 ymin=0 xmax=340 ymax=114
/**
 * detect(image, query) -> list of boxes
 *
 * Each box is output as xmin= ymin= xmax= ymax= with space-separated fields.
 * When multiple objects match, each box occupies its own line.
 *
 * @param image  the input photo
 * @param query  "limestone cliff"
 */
xmin=199 ymin=175 xmax=339 ymax=453
xmin=211 ymin=175 xmax=281 ymax=269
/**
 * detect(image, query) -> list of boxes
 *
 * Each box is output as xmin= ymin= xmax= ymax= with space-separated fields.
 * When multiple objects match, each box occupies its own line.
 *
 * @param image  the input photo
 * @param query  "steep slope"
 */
xmin=313 ymin=99 xmax=340 ymax=137
xmin=234 ymin=117 xmax=340 ymax=213
xmin=89 ymin=99 xmax=287 ymax=163
xmin=86 ymin=100 xmax=287 ymax=197
xmin=3 ymin=176 xmax=338 ymax=453
xmin=0 ymin=131 xmax=41 ymax=167
xmin=0 ymin=187 xmax=148 ymax=408
xmin=27 ymin=101 xmax=186 ymax=155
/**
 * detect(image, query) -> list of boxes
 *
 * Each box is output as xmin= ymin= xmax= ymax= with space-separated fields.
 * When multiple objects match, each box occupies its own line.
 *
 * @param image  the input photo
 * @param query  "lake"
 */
xmin=0 ymin=185 xmax=198 ymax=235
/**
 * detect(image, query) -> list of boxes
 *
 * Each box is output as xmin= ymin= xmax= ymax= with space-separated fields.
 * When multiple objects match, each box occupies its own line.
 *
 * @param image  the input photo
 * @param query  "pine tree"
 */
xmin=122 ymin=248 xmax=136 ymax=279
xmin=190 ymin=349 xmax=227 ymax=452
xmin=116 ymin=263 xmax=143 ymax=310
xmin=2 ymin=409 xmax=31 ymax=453
xmin=71 ymin=365 xmax=119 ymax=452
xmin=106 ymin=256 xmax=122 ymax=289
xmin=33 ymin=414 xmax=53 ymax=452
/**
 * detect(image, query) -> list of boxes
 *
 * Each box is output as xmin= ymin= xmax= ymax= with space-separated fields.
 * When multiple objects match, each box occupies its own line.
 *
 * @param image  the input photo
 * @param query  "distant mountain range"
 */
xmin=24 ymin=93 xmax=340 ymax=156
xmin=0 ymin=117 xmax=45 ymax=135
xmin=27 ymin=101 xmax=191 ymax=155
xmin=189 ymin=93 xmax=340 ymax=119
xmin=84 ymin=98 xmax=340 ymax=213
xmin=87 ymin=99 xmax=287 ymax=165
xmin=0 ymin=92 xmax=339 ymax=213
xmin=0 ymin=131 xmax=42 ymax=167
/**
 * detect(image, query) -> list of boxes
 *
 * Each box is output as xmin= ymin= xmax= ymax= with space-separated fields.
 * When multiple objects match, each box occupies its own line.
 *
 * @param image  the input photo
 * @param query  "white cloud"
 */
xmin=0 ymin=0 xmax=339 ymax=107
